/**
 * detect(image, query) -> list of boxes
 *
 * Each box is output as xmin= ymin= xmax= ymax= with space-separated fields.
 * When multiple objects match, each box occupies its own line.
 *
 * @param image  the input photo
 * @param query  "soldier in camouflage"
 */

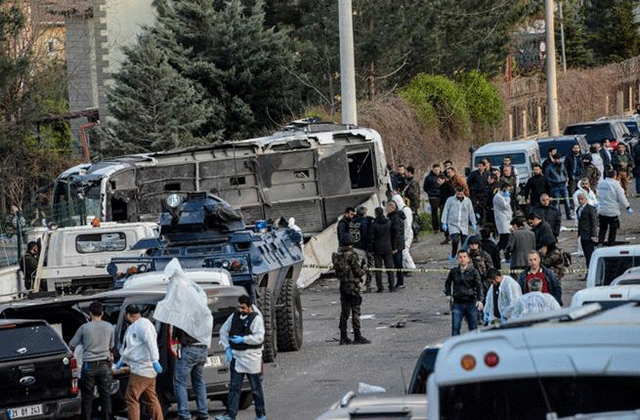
xmin=332 ymin=233 xmax=371 ymax=345
xmin=468 ymin=235 xmax=494 ymax=295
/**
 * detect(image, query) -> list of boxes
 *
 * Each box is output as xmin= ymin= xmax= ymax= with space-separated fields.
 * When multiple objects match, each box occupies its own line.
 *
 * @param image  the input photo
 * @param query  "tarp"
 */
xmin=153 ymin=258 xmax=213 ymax=348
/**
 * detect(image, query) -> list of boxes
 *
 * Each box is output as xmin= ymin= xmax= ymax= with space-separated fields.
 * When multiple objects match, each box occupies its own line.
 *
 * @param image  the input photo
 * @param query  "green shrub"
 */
xmin=401 ymin=73 xmax=471 ymax=138
xmin=416 ymin=211 xmax=433 ymax=234
xmin=458 ymin=71 xmax=503 ymax=126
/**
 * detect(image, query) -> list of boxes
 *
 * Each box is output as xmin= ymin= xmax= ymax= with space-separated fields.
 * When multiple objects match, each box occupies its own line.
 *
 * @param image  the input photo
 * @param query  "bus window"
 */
xmin=348 ymin=150 xmax=375 ymax=189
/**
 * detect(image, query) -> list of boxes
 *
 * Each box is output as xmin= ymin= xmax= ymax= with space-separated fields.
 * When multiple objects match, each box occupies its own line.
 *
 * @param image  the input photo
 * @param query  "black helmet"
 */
xmin=340 ymin=233 xmax=355 ymax=246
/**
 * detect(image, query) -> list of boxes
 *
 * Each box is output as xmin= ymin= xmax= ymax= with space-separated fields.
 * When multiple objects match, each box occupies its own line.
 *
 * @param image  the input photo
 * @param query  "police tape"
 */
xmin=302 ymin=264 xmax=588 ymax=275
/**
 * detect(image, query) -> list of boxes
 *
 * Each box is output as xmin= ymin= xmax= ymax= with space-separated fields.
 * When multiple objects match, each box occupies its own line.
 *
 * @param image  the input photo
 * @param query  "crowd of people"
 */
xmin=335 ymin=141 xmax=637 ymax=340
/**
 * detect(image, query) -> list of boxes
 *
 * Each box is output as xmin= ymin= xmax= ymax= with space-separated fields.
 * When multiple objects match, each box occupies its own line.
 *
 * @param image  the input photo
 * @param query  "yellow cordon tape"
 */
xmin=302 ymin=264 xmax=588 ymax=275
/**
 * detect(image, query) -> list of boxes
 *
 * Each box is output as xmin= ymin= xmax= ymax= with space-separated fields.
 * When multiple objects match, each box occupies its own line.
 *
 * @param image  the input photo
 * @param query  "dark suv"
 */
xmin=0 ymin=319 xmax=81 ymax=419
xmin=0 ymin=283 xmax=252 ymax=415
xmin=564 ymin=120 xmax=632 ymax=149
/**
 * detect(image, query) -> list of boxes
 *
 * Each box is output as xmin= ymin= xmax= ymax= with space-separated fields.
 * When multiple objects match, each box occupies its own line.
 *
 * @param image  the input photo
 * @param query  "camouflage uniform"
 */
xmin=332 ymin=245 xmax=369 ymax=344
xmin=469 ymin=248 xmax=494 ymax=295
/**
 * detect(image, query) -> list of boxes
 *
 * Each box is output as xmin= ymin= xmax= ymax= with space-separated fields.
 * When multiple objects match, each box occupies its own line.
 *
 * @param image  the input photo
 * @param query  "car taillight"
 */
xmin=484 ymin=352 xmax=499 ymax=368
xmin=70 ymin=357 xmax=79 ymax=394
xmin=168 ymin=325 xmax=179 ymax=358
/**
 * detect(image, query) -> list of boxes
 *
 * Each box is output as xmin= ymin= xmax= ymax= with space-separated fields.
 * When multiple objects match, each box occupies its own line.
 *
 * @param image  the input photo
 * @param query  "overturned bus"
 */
xmin=52 ymin=120 xmax=390 ymax=236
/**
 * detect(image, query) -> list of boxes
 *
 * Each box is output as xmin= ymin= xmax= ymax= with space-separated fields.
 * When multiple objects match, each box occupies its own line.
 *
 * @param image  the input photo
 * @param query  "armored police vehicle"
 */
xmin=108 ymin=192 xmax=304 ymax=362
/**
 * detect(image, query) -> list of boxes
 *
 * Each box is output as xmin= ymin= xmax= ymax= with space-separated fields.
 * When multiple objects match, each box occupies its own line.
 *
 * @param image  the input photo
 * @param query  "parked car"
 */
xmin=313 ymin=344 xmax=440 ymax=420
xmin=585 ymin=245 xmax=640 ymax=288
xmin=570 ymin=285 xmax=640 ymax=309
xmin=611 ymin=267 xmax=640 ymax=285
xmin=598 ymin=115 xmax=640 ymax=155
xmin=0 ymin=281 xmax=252 ymax=415
xmin=564 ymin=120 xmax=632 ymax=149
xmin=536 ymin=135 xmax=589 ymax=162
xmin=0 ymin=319 xmax=81 ymax=419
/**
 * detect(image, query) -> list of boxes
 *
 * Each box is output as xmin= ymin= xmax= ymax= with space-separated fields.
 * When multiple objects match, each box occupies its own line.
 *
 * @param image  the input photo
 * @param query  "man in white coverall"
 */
xmin=216 ymin=295 xmax=266 ymax=420
xmin=115 ymin=305 xmax=164 ymax=420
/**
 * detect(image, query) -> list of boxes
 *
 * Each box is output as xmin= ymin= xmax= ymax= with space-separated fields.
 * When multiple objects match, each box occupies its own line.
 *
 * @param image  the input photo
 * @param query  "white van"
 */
xmin=585 ymin=245 xmax=640 ymax=288
xmin=427 ymin=303 xmax=640 ymax=420
xmin=571 ymin=284 xmax=640 ymax=308
xmin=471 ymin=140 xmax=540 ymax=188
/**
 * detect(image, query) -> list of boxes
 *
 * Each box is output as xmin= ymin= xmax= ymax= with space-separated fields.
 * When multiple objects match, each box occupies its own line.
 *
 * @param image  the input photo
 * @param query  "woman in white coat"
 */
xmin=493 ymin=182 xmax=513 ymax=251
xmin=392 ymin=194 xmax=416 ymax=271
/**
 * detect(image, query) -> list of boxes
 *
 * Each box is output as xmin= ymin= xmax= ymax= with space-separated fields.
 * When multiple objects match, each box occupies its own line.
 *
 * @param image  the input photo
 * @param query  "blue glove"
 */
xmin=483 ymin=312 xmax=490 ymax=325
xmin=441 ymin=223 xmax=448 ymax=232
xmin=472 ymin=223 xmax=478 ymax=232
xmin=225 ymin=347 xmax=233 ymax=362
xmin=230 ymin=335 xmax=246 ymax=344
xmin=627 ymin=207 xmax=634 ymax=214
xmin=152 ymin=361 xmax=163 ymax=374
xmin=114 ymin=359 xmax=124 ymax=370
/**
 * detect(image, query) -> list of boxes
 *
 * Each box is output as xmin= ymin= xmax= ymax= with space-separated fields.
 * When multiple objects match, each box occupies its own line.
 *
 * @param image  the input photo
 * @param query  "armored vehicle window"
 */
xmin=230 ymin=176 xmax=246 ymax=186
xmin=76 ymin=232 xmax=126 ymax=253
xmin=348 ymin=150 xmax=375 ymax=189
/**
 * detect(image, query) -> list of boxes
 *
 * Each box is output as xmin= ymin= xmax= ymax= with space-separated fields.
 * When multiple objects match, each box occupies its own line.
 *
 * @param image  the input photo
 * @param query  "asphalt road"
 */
xmin=169 ymin=194 xmax=640 ymax=420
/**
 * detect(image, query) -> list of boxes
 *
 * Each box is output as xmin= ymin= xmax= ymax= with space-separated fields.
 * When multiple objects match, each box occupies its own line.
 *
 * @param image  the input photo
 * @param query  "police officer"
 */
xmin=332 ymin=233 xmax=370 ymax=345
xmin=217 ymin=295 xmax=266 ymax=420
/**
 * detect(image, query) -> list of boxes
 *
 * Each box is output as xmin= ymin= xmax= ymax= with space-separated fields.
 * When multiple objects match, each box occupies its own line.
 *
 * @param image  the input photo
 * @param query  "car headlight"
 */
xmin=166 ymin=194 xmax=183 ymax=209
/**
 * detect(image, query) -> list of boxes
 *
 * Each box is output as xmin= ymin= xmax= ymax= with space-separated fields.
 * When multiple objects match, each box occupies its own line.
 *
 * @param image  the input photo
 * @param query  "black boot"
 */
xmin=340 ymin=330 xmax=352 ymax=345
xmin=353 ymin=330 xmax=370 ymax=344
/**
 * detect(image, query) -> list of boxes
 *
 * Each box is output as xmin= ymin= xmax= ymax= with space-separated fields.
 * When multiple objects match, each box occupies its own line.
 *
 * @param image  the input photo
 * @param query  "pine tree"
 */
xmin=557 ymin=1 xmax=594 ymax=68
xmin=104 ymin=30 xmax=214 ymax=155
xmin=584 ymin=0 xmax=640 ymax=64
xmin=153 ymin=0 xmax=304 ymax=140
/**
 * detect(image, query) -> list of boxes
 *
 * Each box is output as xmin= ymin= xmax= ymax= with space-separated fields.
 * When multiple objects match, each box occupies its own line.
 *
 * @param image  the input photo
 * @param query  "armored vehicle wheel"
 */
xmin=276 ymin=277 xmax=303 ymax=351
xmin=258 ymin=287 xmax=277 ymax=362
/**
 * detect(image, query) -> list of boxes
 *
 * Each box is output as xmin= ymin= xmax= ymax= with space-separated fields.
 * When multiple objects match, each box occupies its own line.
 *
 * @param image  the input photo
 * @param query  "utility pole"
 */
xmin=338 ymin=0 xmax=357 ymax=125
xmin=545 ymin=0 xmax=560 ymax=136
xmin=559 ymin=2 xmax=567 ymax=72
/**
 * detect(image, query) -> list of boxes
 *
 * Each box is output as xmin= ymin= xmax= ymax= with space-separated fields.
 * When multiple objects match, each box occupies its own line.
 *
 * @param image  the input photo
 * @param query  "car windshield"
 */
xmin=564 ymin=124 xmax=614 ymax=144
xmin=474 ymin=153 xmax=526 ymax=166
xmin=0 ymin=323 xmax=67 ymax=361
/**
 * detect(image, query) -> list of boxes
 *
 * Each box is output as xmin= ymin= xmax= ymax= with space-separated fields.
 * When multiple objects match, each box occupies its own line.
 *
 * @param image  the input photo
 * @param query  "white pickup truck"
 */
xmin=0 ymin=221 xmax=159 ymax=299
xmin=33 ymin=221 xmax=159 ymax=292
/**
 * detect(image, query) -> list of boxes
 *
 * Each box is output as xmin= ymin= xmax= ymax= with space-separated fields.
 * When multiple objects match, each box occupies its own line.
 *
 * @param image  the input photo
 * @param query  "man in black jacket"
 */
xmin=527 ymin=212 xmax=554 ymax=250
xmin=467 ymin=159 xmax=490 ymax=224
xmin=444 ymin=250 xmax=484 ymax=336
xmin=564 ymin=143 xmax=585 ymax=198
xmin=523 ymin=164 xmax=549 ymax=209
xmin=531 ymin=193 xmax=561 ymax=238
xmin=350 ymin=206 xmax=374 ymax=292
xmin=576 ymin=192 xmax=598 ymax=266
xmin=337 ymin=207 xmax=356 ymax=244
xmin=387 ymin=201 xmax=405 ymax=291
xmin=438 ymin=174 xmax=455 ymax=244
xmin=423 ymin=163 xmax=442 ymax=232
xmin=368 ymin=207 xmax=394 ymax=292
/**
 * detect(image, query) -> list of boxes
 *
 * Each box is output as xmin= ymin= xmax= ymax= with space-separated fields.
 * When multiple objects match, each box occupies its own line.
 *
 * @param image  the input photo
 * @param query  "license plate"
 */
xmin=204 ymin=356 xmax=223 ymax=368
xmin=7 ymin=403 xmax=43 ymax=419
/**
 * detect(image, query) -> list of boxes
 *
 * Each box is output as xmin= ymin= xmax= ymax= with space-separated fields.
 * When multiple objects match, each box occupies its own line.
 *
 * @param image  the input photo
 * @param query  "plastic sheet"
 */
xmin=153 ymin=258 xmax=213 ymax=348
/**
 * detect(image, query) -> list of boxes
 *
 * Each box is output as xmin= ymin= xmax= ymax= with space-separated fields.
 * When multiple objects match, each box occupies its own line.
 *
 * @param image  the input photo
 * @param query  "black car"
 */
xmin=0 ymin=319 xmax=81 ymax=419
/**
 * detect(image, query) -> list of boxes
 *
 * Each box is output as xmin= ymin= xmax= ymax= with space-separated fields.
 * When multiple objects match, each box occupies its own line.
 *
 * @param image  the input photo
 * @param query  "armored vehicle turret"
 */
xmin=109 ymin=192 xmax=304 ymax=362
